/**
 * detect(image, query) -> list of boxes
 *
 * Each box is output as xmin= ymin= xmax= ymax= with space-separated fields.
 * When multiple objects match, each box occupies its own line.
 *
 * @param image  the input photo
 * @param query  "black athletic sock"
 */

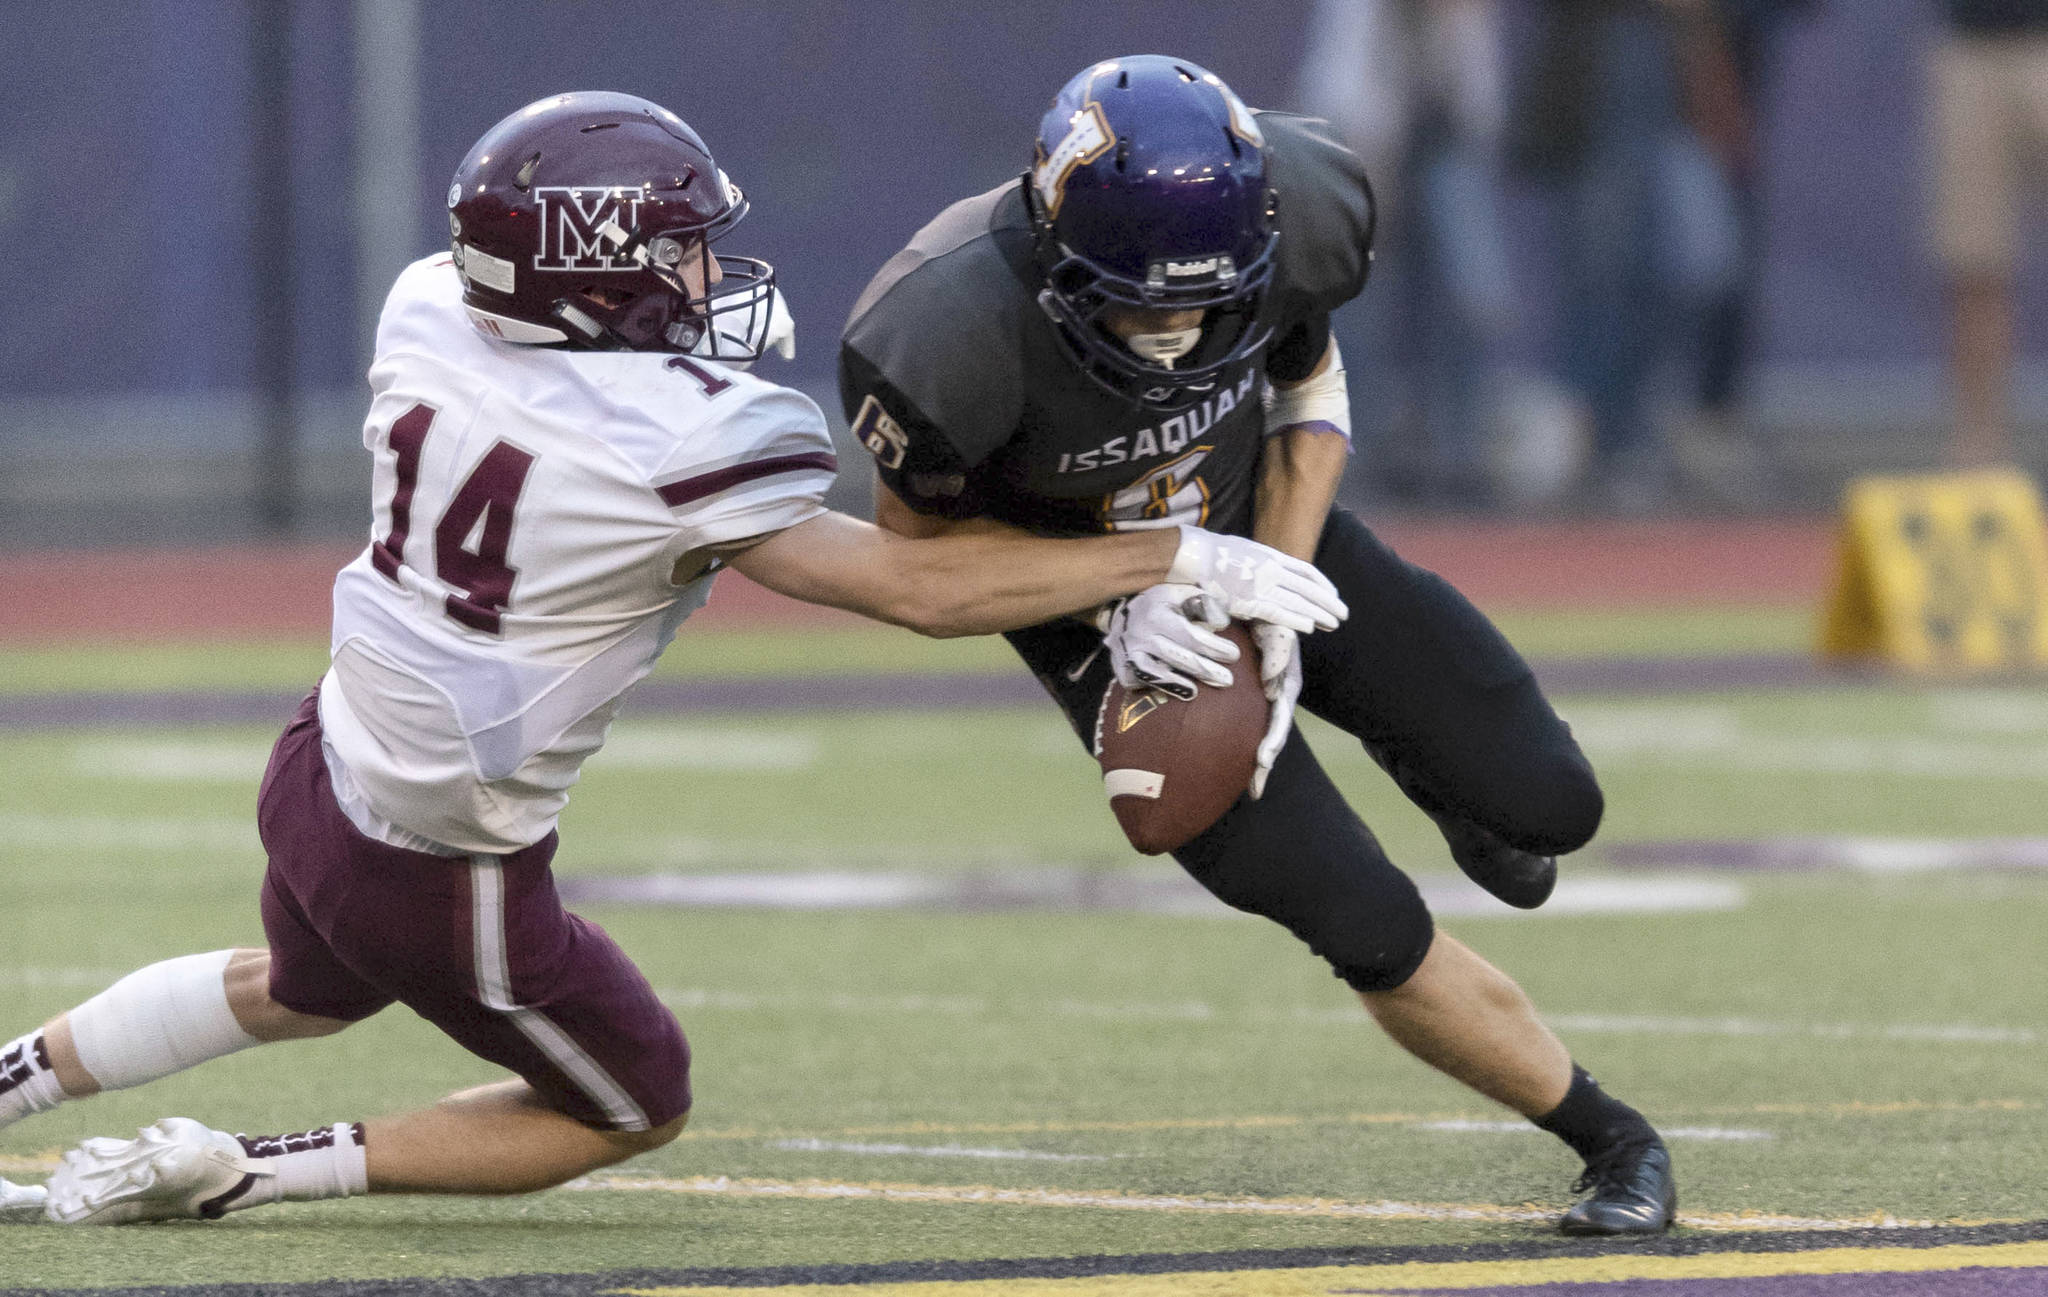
xmin=1536 ymin=1065 xmax=1659 ymax=1163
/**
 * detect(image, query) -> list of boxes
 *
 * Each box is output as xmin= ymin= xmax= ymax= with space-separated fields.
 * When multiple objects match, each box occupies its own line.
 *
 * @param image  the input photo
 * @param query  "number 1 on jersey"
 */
xmin=370 ymin=402 xmax=534 ymax=634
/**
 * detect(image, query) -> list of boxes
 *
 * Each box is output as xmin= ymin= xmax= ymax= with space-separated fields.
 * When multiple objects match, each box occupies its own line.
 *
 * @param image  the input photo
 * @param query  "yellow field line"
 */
xmin=608 ymin=1241 xmax=2048 ymax=1296
xmin=566 ymin=1172 xmax=1986 ymax=1233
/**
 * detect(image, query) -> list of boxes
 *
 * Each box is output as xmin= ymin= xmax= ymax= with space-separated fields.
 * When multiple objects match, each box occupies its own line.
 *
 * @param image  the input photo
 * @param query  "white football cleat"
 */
xmin=45 ymin=1118 xmax=268 ymax=1225
xmin=0 ymin=1176 xmax=48 ymax=1223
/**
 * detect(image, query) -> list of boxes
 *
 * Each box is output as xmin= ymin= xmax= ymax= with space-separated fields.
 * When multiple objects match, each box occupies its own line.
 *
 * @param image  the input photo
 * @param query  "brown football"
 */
xmin=1093 ymin=622 xmax=1268 ymax=855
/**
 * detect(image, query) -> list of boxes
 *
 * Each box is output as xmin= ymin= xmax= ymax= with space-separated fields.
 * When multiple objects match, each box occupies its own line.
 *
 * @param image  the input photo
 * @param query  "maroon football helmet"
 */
xmin=446 ymin=91 xmax=775 ymax=358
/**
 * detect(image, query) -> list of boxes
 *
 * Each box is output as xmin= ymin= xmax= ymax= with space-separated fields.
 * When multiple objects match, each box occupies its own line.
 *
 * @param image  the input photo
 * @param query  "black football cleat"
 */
xmin=1435 ymin=816 xmax=1557 ymax=910
xmin=1559 ymin=1137 xmax=1677 ymax=1236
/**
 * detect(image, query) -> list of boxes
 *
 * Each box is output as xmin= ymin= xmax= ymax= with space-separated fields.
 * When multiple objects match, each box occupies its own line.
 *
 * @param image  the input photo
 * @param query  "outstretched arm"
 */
xmin=732 ymin=487 xmax=1346 ymax=640
xmin=727 ymin=508 xmax=1178 ymax=638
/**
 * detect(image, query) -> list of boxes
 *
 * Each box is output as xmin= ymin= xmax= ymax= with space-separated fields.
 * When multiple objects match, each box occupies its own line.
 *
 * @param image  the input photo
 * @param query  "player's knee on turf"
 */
xmin=598 ymin=1111 xmax=689 ymax=1163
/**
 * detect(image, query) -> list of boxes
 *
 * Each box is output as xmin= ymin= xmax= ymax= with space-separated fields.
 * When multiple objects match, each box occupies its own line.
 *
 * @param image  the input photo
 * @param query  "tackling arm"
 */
xmin=873 ymin=481 xmax=1125 ymax=629
xmin=729 ymin=506 xmax=1177 ymax=638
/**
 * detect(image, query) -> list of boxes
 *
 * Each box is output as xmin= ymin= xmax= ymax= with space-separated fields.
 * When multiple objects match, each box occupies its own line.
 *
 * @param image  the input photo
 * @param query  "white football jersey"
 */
xmin=319 ymin=255 xmax=836 ymax=853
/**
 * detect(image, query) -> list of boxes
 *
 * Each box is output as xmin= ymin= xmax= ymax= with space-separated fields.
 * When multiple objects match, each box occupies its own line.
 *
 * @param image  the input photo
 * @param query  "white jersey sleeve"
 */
xmin=319 ymin=255 xmax=837 ymax=854
xmin=649 ymin=383 xmax=840 ymax=553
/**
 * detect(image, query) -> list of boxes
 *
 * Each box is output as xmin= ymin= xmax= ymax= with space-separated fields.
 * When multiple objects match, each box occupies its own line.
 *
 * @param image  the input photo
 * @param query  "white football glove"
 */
xmin=1097 ymin=584 xmax=1236 ymax=701
xmin=1169 ymin=526 xmax=1347 ymax=634
xmin=1249 ymin=622 xmax=1301 ymax=799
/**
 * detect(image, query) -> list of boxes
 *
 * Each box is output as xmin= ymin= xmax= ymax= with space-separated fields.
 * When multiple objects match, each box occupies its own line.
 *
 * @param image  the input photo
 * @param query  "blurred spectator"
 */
xmin=1508 ymin=0 xmax=1746 ymax=513
xmin=1929 ymin=0 xmax=2048 ymax=467
xmin=1668 ymin=0 xmax=1814 ymax=508
xmin=1300 ymin=0 xmax=1566 ymax=508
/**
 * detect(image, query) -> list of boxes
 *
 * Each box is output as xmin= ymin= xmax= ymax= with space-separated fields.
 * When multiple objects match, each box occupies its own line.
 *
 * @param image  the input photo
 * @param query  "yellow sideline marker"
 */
xmin=609 ymin=1240 xmax=2048 ymax=1296
xmin=1820 ymin=468 xmax=2048 ymax=672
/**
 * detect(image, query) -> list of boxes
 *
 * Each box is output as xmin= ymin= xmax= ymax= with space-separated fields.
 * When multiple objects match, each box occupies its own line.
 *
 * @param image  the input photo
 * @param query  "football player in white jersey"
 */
xmin=0 ymin=92 xmax=1344 ymax=1226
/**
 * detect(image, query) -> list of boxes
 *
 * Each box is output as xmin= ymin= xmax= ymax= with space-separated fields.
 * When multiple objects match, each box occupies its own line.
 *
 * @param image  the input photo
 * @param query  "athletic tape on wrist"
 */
xmin=1165 ymin=525 xmax=1208 ymax=587
xmin=67 ymin=950 xmax=261 ymax=1091
xmin=1262 ymin=337 xmax=1351 ymax=441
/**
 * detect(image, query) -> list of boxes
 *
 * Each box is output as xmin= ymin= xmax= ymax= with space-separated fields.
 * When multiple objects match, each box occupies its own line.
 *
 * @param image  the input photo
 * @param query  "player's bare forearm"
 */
xmin=1253 ymin=424 xmax=1348 ymax=561
xmin=875 ymin=480 xmax=1120 ymax=630
xmin=730 ymin=508 xmax=1178 ymax=638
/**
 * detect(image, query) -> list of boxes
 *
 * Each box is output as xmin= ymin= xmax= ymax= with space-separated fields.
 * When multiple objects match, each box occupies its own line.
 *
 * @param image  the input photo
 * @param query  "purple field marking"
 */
xmin=0 ymin=689 xmax=312 ymax=731
xmin=0 ymin=654 xmax=1853 ymax=732
xmin=1371 ymin=1267 xmax=2048 ymax=1295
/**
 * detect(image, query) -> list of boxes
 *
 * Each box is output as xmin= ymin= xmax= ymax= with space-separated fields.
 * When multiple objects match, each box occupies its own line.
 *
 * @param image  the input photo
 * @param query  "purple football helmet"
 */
xmin=447 ymin=91 xmax=775 ymax=359
xmin=1024 ymin=56 xmax=1279 ymax=411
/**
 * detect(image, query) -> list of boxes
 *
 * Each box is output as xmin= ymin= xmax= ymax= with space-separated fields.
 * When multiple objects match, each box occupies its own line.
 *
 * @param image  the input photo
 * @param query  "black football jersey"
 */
xmin=838 ymin=111 xmax=1373 ymax=539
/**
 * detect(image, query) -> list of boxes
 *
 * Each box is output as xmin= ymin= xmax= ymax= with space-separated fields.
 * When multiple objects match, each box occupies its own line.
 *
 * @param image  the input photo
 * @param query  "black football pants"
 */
xmin=1002 ymin=507 xmax=1603 ymax=993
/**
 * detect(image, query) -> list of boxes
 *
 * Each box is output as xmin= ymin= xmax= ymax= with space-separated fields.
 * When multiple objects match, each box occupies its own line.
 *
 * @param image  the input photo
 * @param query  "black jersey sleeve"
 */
xmin=838 ymin=187 xmax=1034 ymax=519
xmin=837 ymin=346 xmax=993 ymax=520
xmin=1266 ymin=310 xmax=1333 ymax=384
xmin=1258 ymin=111 xmax=1377 ymax=330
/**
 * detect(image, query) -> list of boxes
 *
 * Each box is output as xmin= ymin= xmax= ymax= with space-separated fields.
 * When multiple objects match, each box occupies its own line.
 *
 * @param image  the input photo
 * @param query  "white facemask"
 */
xmin=1123 ymin=326 xmax=1203 ymax=369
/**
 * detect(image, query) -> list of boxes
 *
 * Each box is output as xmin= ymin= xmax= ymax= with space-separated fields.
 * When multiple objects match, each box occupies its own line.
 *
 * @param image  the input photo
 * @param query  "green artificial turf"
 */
xmin=0 ymin=605 xmax=1823 ymax=698
xmin=2 ymin=659 xmax=2046 ymax=1286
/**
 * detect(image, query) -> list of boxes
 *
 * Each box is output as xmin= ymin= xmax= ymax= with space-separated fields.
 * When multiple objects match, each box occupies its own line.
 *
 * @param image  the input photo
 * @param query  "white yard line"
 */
xmin=768 ymin=1139 xmax=1114 ymax=1162
xmin=1563 ymin=699 xmax=2048 ymax=780
xmin=1930 ymin=690 xmax=2048 ymax=734
xmin=0 ymin=967 xmax=127 ymax=989
xmin=1548 ymin=1013 xmax=2039 ymax=1046
xmin=561 ymin=1173 xmax=1945 ymax=1232
xmin=1413 ymin=1120 xmax=1773 ymax=1142
xmin=68 ymin=738 xmax=274 ymax=782
xmin=0 ymin=812 xmax=254 ymax=853
xmin=642 ymin=985 xmax=2039 ymax=1049
xmin=568 ymin=870 xmax=1744 ymax=920
xmin=64 ymin=730 xmax=820 ymax=781
xmin=1 ymin=965 xmax=2026 ymax=1050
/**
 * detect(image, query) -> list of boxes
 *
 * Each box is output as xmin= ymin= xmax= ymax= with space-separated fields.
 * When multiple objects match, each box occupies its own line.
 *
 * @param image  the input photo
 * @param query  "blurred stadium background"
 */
xmin=1 ymin=0 xmax=2042 ymax=544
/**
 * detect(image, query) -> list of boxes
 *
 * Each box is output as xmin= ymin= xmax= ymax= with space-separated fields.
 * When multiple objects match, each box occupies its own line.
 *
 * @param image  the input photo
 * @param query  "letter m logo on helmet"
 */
xmin=533 ymin=188 xmax=643 ymax=272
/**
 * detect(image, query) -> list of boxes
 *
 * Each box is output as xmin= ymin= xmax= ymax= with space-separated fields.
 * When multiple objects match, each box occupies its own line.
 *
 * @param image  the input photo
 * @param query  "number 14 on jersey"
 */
xmin=370 ymin=402 xmax=535 ymax=634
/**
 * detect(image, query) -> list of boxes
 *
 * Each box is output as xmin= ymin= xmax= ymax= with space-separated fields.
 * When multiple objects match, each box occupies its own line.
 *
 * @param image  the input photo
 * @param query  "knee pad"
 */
xmin=1314 ymin=881 xmax=1437 ymax=994
xmin=1512 ymin=752 xmax=1605 ymax=857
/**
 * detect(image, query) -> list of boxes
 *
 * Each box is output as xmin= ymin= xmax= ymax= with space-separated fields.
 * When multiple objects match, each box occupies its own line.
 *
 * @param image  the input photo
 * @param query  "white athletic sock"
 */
xmin=0 ymin=1031 xmax=65 ymax=1129
xmin=66 ymin=950 xmax=262 ymax=1091
xmin=226 ymin=1123 xmax=369 ymax=1210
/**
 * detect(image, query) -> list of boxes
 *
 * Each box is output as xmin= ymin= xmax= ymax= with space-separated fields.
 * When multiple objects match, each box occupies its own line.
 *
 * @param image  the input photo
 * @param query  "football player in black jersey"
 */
xmin=839 ymin=54 xmax=1676 ymax=1235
